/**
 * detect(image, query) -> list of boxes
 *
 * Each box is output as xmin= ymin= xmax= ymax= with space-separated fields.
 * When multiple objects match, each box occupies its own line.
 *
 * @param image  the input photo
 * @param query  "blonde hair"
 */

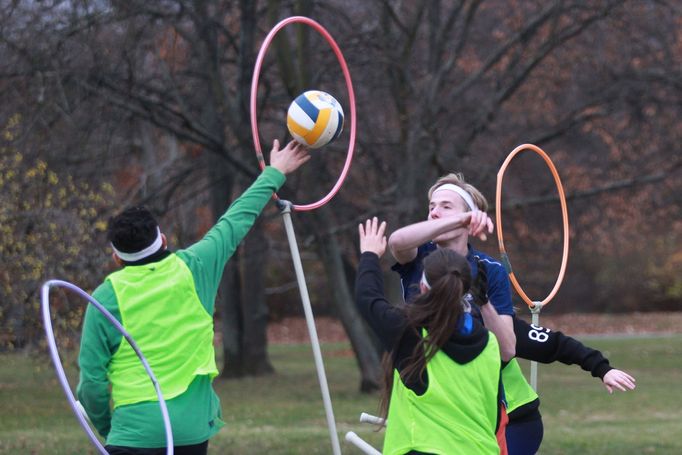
xmin=427 ymin=173 xmax=489 ymax=212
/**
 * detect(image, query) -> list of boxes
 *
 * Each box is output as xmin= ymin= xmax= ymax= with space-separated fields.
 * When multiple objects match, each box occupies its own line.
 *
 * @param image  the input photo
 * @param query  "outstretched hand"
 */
xmin=602 ymin=369 xmax=636 ymax=394
xmin=269 ymin=139 xmax=311 ymax=175
xmin=359 ymin=217 xmax=387 ymax=258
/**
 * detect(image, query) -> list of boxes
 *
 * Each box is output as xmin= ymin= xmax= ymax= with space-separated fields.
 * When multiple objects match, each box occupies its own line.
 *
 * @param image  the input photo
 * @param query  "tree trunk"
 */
xmin=240 ymin=216 xmax=275 ymax=375
xmin=220 ymin=257 xmax=245 ymax=378
xmin=7 ymin=298 xmax=26 ymax=350
xmin=312 ymin=210 xmax=382 ymax=392
xmin=205 ymin=165 xmax=246 ymax=379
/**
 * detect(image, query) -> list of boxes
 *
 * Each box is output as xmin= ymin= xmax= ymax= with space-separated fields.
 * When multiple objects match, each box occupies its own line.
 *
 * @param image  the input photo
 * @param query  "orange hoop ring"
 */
xmin=495 ymin=144 xmax=570 ymax=309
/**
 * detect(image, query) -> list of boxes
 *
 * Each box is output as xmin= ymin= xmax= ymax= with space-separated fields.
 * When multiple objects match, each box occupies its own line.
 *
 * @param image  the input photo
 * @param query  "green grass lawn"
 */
xmin=1 ymin=335 xmax=680 ymax=454
xmin=530 ymin=334 xmax=682 ymax=454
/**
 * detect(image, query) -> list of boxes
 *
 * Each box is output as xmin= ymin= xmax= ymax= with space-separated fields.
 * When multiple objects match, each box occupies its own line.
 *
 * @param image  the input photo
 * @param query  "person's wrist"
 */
xmin=268 ymin=164 xmax=286 ymax=175
xmin=265 ymin=165 xmax=287 ymax=180
xmin=596 ymin=364 xmax=613 ymax=380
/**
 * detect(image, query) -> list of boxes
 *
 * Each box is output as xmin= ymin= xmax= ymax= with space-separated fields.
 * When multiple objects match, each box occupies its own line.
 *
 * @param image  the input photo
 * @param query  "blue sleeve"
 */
xmin=483 ymin=260 xmax=514 ymax=316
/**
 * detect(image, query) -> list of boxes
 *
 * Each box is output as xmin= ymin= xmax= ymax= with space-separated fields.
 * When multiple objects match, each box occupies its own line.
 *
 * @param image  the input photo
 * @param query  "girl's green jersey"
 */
xmin=383 ymin=331 xmax=501 ymax=455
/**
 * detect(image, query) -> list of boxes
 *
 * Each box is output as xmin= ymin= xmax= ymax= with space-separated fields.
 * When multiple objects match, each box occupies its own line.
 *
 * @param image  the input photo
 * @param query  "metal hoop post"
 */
xmin=278 ymin=201 xmax=342 ymax=455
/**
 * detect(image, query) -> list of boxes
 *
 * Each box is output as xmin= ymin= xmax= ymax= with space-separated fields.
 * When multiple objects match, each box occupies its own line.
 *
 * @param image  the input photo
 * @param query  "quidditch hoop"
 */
xmin=250 ymin=16 xmax=356 ymax=211
xmin=495 ymin=144 xmax=570 ymax=309
xmin=41 ymin=279 xmax=174 ymax=454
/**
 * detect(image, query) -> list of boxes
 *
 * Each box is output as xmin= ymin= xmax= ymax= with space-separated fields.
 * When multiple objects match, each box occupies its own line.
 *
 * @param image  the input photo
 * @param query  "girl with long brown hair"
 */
xmin=356 ymin=217 xmax=503 ymax=454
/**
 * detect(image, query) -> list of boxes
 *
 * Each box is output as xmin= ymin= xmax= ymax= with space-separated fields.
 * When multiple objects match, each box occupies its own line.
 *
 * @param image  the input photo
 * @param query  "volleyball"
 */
xmin=286 ymin=90 xmax=344 ymax=149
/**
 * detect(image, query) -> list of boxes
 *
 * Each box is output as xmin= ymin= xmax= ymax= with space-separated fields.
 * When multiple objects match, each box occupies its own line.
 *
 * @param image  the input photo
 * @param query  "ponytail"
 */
xmin=378 ymin=249 xmax=472 ymax=419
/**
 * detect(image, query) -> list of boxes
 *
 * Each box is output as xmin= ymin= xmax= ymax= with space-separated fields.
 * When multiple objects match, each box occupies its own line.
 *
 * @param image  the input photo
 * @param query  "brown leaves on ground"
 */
xmin=267 ymin=312 xmax=682 ymax=344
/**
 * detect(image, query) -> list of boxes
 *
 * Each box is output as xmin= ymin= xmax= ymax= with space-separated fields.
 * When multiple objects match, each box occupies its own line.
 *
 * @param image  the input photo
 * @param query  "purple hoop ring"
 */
xmin=250 ymin=16 xmax=356 ymax=212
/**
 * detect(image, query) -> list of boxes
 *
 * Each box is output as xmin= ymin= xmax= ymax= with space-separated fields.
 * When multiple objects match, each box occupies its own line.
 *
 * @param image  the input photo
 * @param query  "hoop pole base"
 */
xmin=279 ymin=201 xmax=341 ymax=455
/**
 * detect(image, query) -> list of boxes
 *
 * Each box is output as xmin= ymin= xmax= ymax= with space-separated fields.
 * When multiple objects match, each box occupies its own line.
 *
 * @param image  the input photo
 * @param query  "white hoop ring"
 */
xmin=41 ymin=279 xmax=174 ymax=454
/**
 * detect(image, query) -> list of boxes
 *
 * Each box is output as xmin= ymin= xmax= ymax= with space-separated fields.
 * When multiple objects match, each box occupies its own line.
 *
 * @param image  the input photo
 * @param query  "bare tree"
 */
xmin=1 ymin=0 xmax=679 ymax=374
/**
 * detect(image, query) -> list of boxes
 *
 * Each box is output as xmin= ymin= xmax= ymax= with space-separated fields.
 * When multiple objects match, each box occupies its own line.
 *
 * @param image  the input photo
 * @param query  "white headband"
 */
xmin=420 ymin=272 xmax=431 ymax=290
xmin=112 ymin=227 xmax=163 ymax=262
xmin=433 ymin=183 xmax=477 ymax=211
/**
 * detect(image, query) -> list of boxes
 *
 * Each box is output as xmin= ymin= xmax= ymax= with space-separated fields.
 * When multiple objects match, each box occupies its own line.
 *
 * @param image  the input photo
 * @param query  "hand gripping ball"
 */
xmin=287 ymin=90 xmax=344 ymax=149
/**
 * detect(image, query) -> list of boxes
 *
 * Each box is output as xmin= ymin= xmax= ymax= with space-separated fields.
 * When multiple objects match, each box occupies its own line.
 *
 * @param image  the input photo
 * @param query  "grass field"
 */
xmin=1 ymin=334 xmax=680 ymax=454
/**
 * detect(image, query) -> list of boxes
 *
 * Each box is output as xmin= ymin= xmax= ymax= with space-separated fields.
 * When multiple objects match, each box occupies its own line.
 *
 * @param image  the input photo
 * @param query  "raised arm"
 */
xmin=388 ymin=213 xmax=472 ymax=264
xmin=184 ymin=140 xmax=309 ymax=283
xmin=356 ymin=218 xmax=408 ymax=351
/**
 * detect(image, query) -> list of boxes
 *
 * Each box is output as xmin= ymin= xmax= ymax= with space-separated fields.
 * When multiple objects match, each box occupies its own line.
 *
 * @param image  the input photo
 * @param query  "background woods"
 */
xmin=0 ymin=0 xmax=680 ymax=390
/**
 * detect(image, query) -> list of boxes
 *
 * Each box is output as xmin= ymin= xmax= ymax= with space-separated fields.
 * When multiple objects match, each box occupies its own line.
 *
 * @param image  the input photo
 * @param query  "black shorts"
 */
xmin=105 ymin=440 xmax=208 ymax=455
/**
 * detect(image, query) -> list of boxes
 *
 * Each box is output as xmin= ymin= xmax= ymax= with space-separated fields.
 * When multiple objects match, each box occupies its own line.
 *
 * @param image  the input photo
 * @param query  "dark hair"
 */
xmin=107 ymin=206 xmax=159 ymax=253
xmin=379 ymin=248 xmax=472 ymax=418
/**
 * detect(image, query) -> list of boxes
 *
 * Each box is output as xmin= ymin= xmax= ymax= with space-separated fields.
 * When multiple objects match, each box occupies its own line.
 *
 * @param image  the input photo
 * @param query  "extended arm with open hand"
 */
xmin=513 ymin=317 xmax=636 ymax=393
